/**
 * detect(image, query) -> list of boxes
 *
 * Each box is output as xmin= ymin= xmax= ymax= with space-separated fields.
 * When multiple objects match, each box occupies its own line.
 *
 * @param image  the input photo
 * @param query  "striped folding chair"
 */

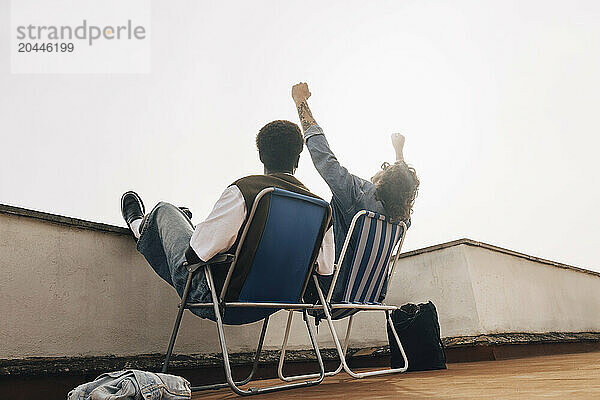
xmin=161 ymin=188 xmax=331 ymax=396
xmin=278 ymin=210 xmax=409 ymax=380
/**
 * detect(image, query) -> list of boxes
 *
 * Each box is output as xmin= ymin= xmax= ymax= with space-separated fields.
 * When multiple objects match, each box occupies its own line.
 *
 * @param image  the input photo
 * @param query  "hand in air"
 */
xmin=391 ymin=133 xmax=405 ymax=162
xmin=292 ymin=82 xmax=311 ymax=104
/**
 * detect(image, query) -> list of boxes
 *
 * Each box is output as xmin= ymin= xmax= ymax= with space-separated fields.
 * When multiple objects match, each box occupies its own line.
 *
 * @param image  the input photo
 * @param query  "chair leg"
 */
xmin=340 ymin=314 xmax=354 ymax=357
xmin=386 ymin=309 xmax=409 ymax=372
xmin=324 ymin=309 xmax=408 ymax=378
xmin=199 ymin=265 xmax=325 ymax=396
xmin=277 ymin=310 xmax=343 ymax=382
xmin=162 ymin=269 xmax=269 ymax=391
xmin=277 ymin=310 xmax=295 ymax=381
xmin=302 ymin=309 xmax=326 ymax=378
xmin=191 ymin=316 xmax=270 ymax=392
xmin=242 ymin=315 xmax=269 ymax=385
xmin=313 ymin=276 xmax=408 ymax=378
xmin=162 ymin=271 xmax=194 ymax=373
xmin=313 ymin=277 xmax=353 ymax=375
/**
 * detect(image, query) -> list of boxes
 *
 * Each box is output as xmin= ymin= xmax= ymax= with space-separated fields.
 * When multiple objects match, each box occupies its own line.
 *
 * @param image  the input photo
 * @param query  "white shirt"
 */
xmin=189 ymin=185 xmax=334 ymax=275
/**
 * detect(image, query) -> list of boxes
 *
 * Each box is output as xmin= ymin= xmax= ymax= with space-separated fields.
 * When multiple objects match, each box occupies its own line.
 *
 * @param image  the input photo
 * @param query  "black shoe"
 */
xmin=179 ymin=207 xmax=192 ymax=219
xmin=121 ymin=191 xmax=145 ymax=226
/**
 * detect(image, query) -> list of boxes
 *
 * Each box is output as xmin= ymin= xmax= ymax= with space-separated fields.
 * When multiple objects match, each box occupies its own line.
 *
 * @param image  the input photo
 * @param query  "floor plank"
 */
xmin=191 ymin=351 xmax=600 ymax=399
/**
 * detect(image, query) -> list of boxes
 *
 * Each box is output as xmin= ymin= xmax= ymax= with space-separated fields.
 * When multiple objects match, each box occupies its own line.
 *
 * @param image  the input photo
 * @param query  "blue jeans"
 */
xmin=136 ymin=202 xmax=214 ymax=319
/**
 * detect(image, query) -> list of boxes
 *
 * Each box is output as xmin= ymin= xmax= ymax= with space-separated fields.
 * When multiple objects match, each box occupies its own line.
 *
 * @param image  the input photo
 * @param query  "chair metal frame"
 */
xmin=161 ymin=188 xmax=329 ymax=396
xmin=278 ymin=210 xmax=410 ymax=381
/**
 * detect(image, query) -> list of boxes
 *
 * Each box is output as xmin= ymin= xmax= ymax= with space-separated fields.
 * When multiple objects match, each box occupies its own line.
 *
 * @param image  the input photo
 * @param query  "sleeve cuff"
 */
xmin=304 ymin=124 xmax=324 ymax=141
xmin=185 ymin=246 xmax=203 ymax=264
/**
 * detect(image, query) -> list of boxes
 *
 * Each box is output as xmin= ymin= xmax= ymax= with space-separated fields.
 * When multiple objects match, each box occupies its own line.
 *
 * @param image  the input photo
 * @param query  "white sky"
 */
xmin=1 ymin=0 xmax=598 ymax=271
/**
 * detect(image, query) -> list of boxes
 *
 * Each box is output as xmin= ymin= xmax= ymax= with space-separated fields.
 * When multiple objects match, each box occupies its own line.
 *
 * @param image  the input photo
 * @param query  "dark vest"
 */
xmin=217 ymin=173 xmax=329 ymax=301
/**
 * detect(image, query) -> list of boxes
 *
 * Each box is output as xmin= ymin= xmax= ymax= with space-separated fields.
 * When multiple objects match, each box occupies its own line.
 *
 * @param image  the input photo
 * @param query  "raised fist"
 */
xmin=391 ymin=133 xmax=405 ymax=161
xmin=292 ymin=82 xmax=311 ymax=104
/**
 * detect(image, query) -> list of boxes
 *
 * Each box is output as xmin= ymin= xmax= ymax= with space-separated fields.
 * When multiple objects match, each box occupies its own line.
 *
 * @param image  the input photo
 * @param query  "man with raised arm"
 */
xmin=120 ymin=120 xmax=334 ymax=318
xmin=291 ymin=82 xmax=419 ymax=302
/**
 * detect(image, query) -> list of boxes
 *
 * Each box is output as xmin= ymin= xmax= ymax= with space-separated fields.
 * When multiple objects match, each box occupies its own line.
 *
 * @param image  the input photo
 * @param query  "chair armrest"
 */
xmin=183 ymin=253 xmax=235 ymax=273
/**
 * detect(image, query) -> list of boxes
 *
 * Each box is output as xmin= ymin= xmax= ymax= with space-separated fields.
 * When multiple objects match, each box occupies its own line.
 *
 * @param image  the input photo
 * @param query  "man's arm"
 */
xmin=186 ymin=186 xmax=246 ymax=263
xmin=292 ymin=82 xmax=317 ymax=131
xmin=316 ymin=226 xmax=334 ymax=275
xmin=291 ymin=82 xmax=365 ymax=211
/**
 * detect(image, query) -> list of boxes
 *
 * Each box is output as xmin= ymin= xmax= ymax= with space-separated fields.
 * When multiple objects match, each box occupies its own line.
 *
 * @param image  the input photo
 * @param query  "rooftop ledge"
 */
xmin=1 ymin=202 xmax=598 ymax=278
xmin=2 ymin=202 xmax=600 ymax=399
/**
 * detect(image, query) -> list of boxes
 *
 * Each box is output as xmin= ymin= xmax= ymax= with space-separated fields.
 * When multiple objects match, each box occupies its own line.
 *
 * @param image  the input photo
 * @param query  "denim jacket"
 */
xmin=67 ymin=370 xmax=191 ymax=400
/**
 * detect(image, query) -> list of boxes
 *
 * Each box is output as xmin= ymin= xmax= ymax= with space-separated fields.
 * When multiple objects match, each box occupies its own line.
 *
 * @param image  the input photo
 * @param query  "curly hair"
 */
xmin=374 ymin=161 xmax=420 ymax=221
xmin=256 ymin=120 xmax=304 ymax=172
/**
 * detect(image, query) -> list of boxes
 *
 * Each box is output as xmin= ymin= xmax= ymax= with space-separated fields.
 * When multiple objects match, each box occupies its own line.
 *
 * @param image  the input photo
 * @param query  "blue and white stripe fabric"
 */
xmin=320 ymin=211 xmax=404 ymax=320
xmin=343 ymin=211 xmax=402 ymax=303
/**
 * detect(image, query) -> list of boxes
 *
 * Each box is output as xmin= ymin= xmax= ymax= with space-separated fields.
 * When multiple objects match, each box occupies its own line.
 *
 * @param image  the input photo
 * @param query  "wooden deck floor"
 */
xmin=191 ymin=351 xmax=600 ymax=399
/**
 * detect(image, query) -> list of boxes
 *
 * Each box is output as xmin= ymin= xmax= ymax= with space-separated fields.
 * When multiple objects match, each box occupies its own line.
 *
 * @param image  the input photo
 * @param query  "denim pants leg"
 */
xmin=136 ymin=202 xmax=214 ymax=319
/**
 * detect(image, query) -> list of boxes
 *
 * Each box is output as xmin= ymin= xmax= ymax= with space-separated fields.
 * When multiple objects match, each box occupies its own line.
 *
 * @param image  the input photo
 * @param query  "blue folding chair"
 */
xmin=161 ymin=188 xmax=331 ymax=396
xmin=278 ymin=210 xmax=409 ymax=380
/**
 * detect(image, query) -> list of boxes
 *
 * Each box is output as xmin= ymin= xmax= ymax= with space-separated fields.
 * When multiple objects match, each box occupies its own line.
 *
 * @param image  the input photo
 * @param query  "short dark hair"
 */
xmin=256 ymin=120 xmax=304 ymax=172
xmin=375 ymin=161 xmax=420 ymax=221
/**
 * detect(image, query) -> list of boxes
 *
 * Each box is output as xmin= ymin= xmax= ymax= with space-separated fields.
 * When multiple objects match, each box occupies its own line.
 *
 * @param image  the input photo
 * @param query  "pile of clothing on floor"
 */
xmin=67 ymin=369 xmax=191 ymax=400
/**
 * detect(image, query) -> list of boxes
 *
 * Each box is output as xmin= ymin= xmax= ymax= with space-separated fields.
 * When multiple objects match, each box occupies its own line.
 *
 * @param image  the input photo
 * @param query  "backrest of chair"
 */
xmin=341 ymin=211 xmax=404 ymax=303
xmin=236 ymin=188 xmax=329 ymax=304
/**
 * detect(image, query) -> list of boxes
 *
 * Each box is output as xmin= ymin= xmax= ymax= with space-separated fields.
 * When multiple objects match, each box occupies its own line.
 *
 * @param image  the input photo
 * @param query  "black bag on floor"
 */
xmin=387 ymin=301 xmax=446 ymax=371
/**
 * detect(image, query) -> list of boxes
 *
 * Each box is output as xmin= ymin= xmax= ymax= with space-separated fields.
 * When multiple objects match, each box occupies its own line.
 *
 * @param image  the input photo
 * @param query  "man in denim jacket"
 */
xmin=291 ymin=82 xmax=420 ymax=302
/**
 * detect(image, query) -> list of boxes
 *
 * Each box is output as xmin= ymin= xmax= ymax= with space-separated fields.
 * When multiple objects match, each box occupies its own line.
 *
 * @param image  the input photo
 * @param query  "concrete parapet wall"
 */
xmin=392 ymin=240 xmax=600 ymax=338
xmin=1 ymin=205 xmax=599 ymax=361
